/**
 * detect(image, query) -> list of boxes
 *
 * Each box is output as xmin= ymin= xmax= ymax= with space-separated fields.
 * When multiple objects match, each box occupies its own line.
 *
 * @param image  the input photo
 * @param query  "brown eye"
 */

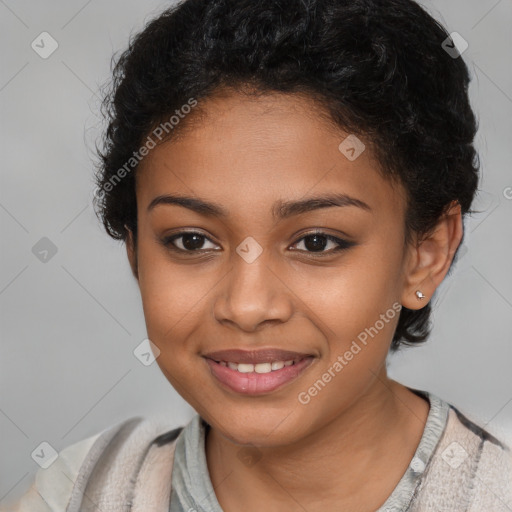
xmin=290 ymin=232 xmax=355 ymax=256
xmin=162 ymin=231 xmax=219 ymax=252
xmin=161 ymin=230 xmax=355 ymax=257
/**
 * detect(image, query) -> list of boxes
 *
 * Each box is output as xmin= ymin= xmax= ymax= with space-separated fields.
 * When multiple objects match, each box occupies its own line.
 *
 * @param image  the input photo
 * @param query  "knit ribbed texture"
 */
xmin=3 ymin=390 xmax=510 ymax=511
xmin=170 ymin=390 xmax=512 ymax=511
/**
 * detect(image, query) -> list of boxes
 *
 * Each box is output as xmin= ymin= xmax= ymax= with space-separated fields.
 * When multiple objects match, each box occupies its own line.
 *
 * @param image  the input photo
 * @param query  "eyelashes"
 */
xmin=160 ymin=230 xmax=355 ymax=257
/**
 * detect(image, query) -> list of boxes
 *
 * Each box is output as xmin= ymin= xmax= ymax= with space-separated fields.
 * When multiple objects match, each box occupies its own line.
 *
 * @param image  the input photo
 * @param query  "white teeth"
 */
xmin=219 ymin=359 xmax=298 ymax=373
xmin=254 ymin=363 xmax=272 ymax=373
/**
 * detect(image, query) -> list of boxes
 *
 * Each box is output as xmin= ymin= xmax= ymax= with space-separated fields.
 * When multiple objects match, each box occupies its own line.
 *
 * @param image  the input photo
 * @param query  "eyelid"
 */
xmin=289 ymin=231 xmax=355 ymax=256
xmin=163 ymin=230 xmax=220 ymax=251
xmin=161 ymin=229 xmax=355 ymax=256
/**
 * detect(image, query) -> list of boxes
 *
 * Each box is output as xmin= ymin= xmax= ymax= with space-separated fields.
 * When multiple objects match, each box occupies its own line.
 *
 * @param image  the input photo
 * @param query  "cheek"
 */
xmin=298 ymin=240 xmax=402 ymax=387
xmin=135 ymin=246 xmax=220 ymax=410
xmin=289 ymin=243 xmax=401 ymax=339
xmin=295 ymin=286 xmax=400 ymax=426
xmin=136 ymin=243 xmax=208 ymax=348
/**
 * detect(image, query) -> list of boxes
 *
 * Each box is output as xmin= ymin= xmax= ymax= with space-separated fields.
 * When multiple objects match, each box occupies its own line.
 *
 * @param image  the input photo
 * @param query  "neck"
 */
xmin=205 ymin=373 xmax=430 ymax=512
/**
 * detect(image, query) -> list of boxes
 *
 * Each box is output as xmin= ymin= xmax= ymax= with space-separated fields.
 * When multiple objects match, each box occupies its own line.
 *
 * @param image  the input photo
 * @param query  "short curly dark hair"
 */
xmin=93 ymin=0 xmax=480 ymax=351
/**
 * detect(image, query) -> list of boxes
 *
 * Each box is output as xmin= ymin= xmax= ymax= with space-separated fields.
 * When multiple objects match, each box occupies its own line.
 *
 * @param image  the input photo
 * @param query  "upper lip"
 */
xmin=203 ymin=348 xmax=314 ymax=364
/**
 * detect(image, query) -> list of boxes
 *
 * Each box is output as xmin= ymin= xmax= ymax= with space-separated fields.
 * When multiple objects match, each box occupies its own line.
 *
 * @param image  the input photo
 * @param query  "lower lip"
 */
xmin=205 ymin=357 xmax=315 ymax=395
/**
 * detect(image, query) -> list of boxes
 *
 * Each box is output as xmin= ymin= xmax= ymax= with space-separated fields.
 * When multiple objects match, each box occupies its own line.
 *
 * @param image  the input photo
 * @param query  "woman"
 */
xmin=7 ymin=0 xmax=511 ymax=510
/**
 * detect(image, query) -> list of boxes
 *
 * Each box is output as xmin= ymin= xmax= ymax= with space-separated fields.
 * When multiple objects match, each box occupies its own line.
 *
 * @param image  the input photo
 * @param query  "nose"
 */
xmin=213 ymin=252 xmax=293 ymax=332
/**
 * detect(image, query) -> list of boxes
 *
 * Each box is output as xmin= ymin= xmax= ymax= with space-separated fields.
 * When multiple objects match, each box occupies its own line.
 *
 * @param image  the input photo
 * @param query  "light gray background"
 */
xmin=1 ymin=0 xmax=511 ymax=505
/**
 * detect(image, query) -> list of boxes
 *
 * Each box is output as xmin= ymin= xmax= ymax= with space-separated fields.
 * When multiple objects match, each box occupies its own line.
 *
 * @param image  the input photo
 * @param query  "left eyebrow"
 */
xmin=147 ymin=192 xmax=372 ymax=219
xmin=273 ymin=193 xmax=372 ymax=219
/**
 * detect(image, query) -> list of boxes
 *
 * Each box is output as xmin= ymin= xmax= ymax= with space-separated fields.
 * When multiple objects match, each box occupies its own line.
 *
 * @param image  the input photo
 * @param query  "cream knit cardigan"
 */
xmin=2 ymin=409 xmax=511 ymax=511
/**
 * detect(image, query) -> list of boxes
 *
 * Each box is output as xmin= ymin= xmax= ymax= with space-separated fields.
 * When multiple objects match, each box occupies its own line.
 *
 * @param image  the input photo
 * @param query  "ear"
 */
xmin=125 ymin=226 xmax=139 ymax=281
xmin=401 ymin=201 xmax=463 ymax=310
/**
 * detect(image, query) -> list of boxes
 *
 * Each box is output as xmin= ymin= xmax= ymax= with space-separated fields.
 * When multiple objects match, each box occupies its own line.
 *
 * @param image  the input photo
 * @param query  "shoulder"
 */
xmin=1 ymin=416 xmax=184 ymax=512
xmin=448 ymin=406 xmax=512 ymax=509
xmin=412 ymin=401 xmax=512 ymax=511
xmin=445 ymin=404 xmax=511 ymax=471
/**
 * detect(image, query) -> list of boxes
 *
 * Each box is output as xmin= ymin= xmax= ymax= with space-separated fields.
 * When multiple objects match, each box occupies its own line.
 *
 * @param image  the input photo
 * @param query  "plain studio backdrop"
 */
xmin=1 ymin=0 xmax=511 ymax=505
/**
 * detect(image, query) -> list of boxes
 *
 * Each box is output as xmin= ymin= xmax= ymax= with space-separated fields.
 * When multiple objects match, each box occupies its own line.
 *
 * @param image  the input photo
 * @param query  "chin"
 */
xmin=206 ymin=405 xmax=309 ymax=448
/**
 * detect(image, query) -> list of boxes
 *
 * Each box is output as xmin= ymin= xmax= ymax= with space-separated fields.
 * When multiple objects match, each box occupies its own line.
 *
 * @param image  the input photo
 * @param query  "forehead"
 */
xmin=136 ymin=92 xmax=406 ymax=221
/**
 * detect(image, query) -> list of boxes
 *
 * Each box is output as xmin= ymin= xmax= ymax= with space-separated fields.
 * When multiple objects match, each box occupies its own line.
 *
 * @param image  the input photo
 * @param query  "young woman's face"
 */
xmin=129 ymin=92 xmax=415 ymax=446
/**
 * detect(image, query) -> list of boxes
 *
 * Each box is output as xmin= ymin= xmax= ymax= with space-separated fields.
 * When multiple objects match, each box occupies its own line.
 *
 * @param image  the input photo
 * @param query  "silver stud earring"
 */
xmin=415 ymin=290 xmax=426 ymax=300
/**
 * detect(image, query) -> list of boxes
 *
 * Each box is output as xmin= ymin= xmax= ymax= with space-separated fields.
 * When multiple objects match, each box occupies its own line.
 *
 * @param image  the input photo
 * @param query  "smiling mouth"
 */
xmin=204 ymin=355 xmax=315 ymax=395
